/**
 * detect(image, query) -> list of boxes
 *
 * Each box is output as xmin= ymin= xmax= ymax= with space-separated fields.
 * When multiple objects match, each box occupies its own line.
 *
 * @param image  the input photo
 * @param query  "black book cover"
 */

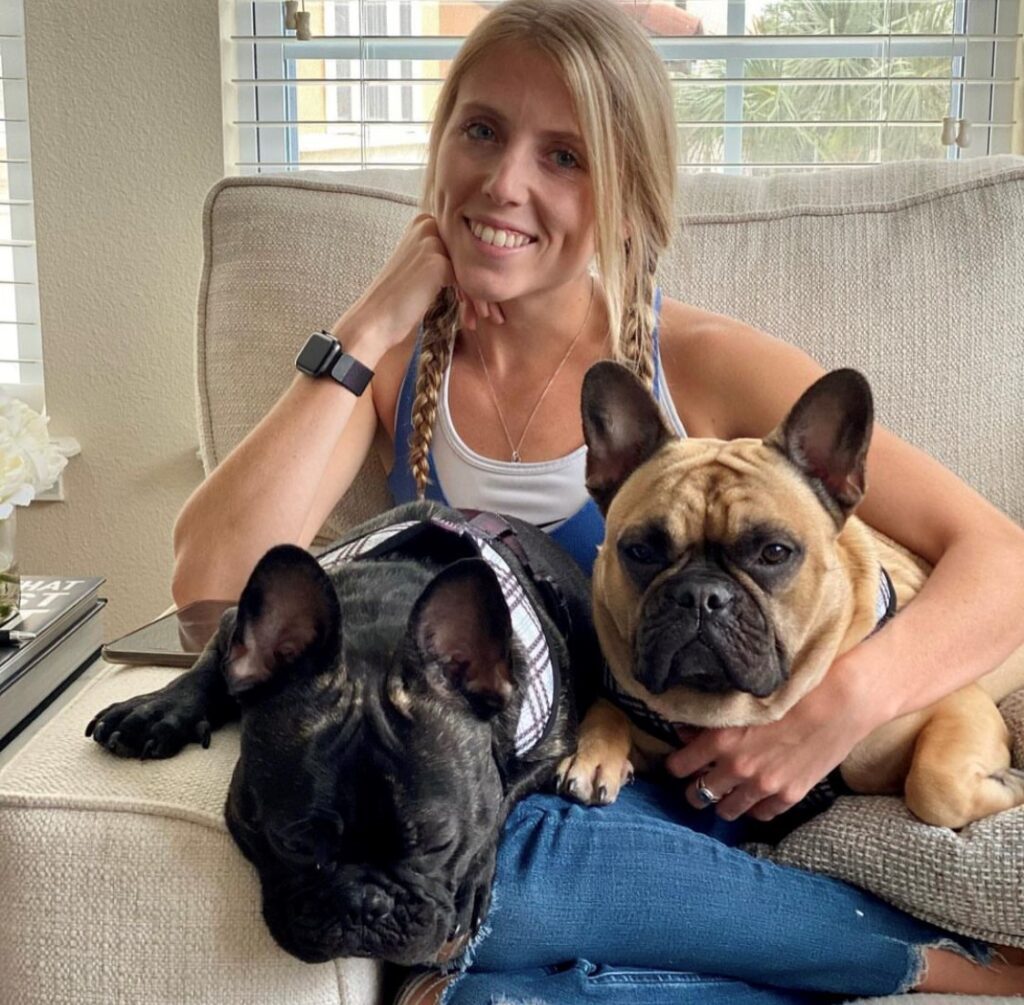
xmin=0 ymin=577 xmax=105 ymax=689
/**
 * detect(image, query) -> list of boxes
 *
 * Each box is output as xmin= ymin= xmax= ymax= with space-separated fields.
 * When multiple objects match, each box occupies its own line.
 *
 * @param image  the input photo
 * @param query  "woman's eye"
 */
xmin=624 ymin=542 xmax=657 ymax=564
xmin=463 ymin=122 xmax=496 ymax=142
xmin=759 ymin=543 xmax=792 ymax=565
xmin=551 ymin=149 xmax=580 ymax=170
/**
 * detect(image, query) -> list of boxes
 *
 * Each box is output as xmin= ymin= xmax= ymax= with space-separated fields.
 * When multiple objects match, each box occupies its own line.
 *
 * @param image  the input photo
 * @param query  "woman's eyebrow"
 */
xmin=456 ymin=101 xmax=584 ymax=146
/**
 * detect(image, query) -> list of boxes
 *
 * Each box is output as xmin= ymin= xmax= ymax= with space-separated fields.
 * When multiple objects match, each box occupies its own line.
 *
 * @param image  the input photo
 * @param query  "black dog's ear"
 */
xmin=225 ymin=545 xmax=341 ymax=697
xmin=582 ymin=361 xmax=675 ymax=515
xmin=764 ymin=368 xmax=874 ymax=526
xmin=408 ymin=558 xmax=514 ymax=718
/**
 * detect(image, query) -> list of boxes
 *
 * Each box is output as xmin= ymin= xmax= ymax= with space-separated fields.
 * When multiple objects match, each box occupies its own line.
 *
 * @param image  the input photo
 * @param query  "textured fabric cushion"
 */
xmin=748 ymin=690 xmax=1024 ymax=949
xmin=196 ymin=172 xmax=422 ymax=543
xmin=662 ymin=156 xmax=1024 ymax=528
xmin=0 ymin=662 xmax=382 ymax=1005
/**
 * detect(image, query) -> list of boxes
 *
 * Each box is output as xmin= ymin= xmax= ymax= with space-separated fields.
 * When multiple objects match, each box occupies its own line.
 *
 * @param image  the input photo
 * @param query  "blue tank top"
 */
xmin=387 ymin=289 xmax=677 ymax=577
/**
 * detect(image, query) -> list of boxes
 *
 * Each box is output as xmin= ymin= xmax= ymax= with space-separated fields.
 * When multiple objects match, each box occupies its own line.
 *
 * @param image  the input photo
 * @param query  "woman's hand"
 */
xmin=330 ymin=213 xmax=503 ymax=358
xmin=455 ymin=288 xmax=505 ymax=331
xmin=665 ymin=657 xmax=879 ymax=821
xmin=330 ymin=213 xmax=455 ymax=358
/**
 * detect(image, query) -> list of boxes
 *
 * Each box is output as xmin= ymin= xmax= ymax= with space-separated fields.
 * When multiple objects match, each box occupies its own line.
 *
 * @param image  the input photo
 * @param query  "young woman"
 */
xmin=172 ymin=0 xmax=1024 ymax=999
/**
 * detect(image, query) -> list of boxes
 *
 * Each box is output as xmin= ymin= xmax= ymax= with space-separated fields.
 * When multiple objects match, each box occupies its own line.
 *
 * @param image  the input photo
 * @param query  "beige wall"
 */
xmin=22 ymin=0 xmax=223 ymax=636
xmin=1015 ymin=2 xmax=1024 ymax=155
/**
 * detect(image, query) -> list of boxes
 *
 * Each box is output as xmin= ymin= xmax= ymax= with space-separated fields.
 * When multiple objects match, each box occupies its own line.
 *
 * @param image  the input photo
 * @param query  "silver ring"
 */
xmin=695 ymin=773 xmax=721 ymax=806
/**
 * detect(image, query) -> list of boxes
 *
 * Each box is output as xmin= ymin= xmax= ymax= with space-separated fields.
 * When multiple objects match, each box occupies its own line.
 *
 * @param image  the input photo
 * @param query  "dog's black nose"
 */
xmin=362 ymin=885 xmax=394 ymax=923
xmin=335 ymin=882 xmax=394 ymax=927
xmin=669 ymin=578 xmax=734 ymax=614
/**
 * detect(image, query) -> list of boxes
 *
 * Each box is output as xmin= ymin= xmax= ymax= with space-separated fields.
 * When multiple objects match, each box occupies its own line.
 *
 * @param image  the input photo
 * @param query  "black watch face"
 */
xmin=296 ymin=332 xmax=338 ymax=375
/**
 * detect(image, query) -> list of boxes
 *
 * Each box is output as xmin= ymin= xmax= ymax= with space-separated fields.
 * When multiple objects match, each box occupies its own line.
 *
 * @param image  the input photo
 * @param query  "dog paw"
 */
xmin=86 ymin=693 xmax=211 ymax=759
xmin=555 ymin=748 xmax=633 ymax=806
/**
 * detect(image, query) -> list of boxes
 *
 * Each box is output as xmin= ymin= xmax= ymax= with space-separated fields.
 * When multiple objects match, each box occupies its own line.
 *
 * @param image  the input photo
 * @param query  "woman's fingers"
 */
xmin=685 ymin=769 xmax=736 ymax=812
xmin=712 ymin=784 xmax=767 ymax=822
xmin=473 ymin=299 xmax=504 ymax=324
xmin=459 ymin=294 xmax=478 ymax=331
xmin=455 ymin=288 xmax=504 ymax=331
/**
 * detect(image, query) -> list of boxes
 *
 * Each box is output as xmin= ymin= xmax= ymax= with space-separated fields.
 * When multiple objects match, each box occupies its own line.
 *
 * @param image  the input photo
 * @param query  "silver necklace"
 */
xmin=471 ymin=277 xmax=595 ymax=463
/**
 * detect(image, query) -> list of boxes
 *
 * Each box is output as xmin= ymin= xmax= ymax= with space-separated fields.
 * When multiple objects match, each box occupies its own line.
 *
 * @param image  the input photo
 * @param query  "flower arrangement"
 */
xmin=0 ymin=391 xmax=70 ymax=520
xmin=0 ymin=391 xmax=75 ymax=620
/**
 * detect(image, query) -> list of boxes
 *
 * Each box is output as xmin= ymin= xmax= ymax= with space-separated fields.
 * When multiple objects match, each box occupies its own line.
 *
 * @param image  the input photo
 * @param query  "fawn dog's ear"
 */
xmin=582 ymin=361 xmax=675 ymax=515
xmin=764 ymin=368 xmax=874 ymax=526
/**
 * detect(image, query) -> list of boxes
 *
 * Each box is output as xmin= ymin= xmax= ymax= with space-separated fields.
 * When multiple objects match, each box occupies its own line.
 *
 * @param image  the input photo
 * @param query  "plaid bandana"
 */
xmin=319 ymin=516 xmax=557 ymax=758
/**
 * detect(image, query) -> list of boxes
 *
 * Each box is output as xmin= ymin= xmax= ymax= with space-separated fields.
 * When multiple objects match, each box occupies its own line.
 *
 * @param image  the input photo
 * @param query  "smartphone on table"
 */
xmin=102 ymin=599 xmax=235 ymax=667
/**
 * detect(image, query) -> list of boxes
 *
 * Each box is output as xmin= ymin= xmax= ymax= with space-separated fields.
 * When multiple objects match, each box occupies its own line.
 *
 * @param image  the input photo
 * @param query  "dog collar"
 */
xmin=872 ymin=565 xmax=897 ymax=634
xmin=602 ymin=565 xmax=898 ymax=750
xmin=319 ymin=514 xmax=558 ymax=759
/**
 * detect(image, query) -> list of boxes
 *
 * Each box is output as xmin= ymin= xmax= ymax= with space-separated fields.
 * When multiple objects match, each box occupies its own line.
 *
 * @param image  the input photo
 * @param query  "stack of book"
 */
xmin=0 ymin=576 xmax=106 ymax=749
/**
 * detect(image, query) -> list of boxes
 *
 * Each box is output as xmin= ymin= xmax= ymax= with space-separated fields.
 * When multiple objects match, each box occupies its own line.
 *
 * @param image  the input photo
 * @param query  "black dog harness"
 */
xmin=318 ymin=510 xmax=566 ymax=758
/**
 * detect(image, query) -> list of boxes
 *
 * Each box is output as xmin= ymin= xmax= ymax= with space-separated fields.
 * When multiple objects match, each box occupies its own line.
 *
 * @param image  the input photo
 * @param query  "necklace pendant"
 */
xmin=511 ymin=450 xmax=522 ymax=463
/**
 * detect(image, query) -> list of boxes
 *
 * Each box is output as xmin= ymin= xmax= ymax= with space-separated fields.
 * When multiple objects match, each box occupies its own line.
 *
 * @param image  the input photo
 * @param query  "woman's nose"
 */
xmin=481 ymin=146 xmax=529 ymax=205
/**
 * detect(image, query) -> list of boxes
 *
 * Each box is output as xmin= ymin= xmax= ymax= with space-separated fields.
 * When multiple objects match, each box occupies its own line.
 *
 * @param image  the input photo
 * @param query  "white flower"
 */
xmin=0 ymin=392 xmax=69 ymax=520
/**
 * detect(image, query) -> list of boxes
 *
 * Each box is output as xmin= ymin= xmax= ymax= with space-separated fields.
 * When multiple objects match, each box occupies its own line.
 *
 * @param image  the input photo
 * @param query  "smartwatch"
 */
xmin=295 ymin=330 xmax=374 ymax=397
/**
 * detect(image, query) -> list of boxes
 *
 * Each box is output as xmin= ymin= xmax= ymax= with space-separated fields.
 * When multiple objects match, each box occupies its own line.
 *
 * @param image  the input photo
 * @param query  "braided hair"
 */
xmin=407 ymin=288 xmax=459 ymax=499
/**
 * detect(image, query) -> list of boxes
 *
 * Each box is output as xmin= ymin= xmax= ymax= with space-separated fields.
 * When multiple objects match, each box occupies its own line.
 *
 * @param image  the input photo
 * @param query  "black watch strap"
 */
xmin=327 ymin=350 xmax=374 ymax=397
xmin=296 ymin=330 xmax=374 ymax=396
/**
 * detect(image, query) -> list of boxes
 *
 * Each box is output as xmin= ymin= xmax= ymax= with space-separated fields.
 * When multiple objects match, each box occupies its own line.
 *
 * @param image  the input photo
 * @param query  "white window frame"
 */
xmin=0 ymin=0 xmax=44 ymax=396
xmin=226 ymin=0 xmax=1021 ymax=173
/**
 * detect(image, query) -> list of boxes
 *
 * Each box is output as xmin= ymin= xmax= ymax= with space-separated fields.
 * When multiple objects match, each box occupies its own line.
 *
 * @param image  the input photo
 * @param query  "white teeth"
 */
xmin=469 ymin=219 xmax=531 ymax=249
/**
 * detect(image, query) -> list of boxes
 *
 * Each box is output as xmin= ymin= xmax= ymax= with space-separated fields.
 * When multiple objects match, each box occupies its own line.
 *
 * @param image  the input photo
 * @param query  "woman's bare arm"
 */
xmin=172 ymin=214 xmax=458 ymax=605
xmin=171 ymin=335 xmax=385 ymax=607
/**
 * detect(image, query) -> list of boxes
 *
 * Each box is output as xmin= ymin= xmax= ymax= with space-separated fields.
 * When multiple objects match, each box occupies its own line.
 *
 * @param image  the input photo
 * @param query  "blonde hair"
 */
xmin=410 ymin=0 xmax=677 ymax=498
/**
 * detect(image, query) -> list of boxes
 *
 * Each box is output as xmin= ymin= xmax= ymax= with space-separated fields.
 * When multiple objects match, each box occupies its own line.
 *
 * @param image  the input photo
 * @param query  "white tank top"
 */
xmin=431 ymin=359 xmax=687 ymax=531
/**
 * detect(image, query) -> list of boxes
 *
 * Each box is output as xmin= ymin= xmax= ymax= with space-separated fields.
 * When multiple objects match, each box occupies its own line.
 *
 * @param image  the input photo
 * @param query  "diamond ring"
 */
xmin=695 ymin=773 xmax=721 ymax=806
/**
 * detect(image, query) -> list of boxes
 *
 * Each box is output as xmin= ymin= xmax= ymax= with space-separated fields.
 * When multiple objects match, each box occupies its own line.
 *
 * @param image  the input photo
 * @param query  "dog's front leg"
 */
xmin=87 ymin=641 xmax=238 ymax=759
xmin=556 ymin=698 xmax=634 ymax=805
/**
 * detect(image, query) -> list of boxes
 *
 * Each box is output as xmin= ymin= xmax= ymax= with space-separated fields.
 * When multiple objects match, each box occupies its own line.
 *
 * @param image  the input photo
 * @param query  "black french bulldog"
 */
xmin=87 ymin=501 xmax=597 ymax=966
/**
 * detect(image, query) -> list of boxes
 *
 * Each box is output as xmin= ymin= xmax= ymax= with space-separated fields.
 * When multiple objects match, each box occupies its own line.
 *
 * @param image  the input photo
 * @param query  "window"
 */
xmin=225 ymin=0 xmax=1021 ymax=174
xmin=0 ymin=0 xmax=43 ymax=392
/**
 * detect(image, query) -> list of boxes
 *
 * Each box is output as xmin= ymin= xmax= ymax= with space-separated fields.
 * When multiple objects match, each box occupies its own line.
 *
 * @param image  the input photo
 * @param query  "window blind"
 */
xmin=0 ymin=0 xmax=42 ymax=390
xmin=225 ymin=0 xmax=1021 ymax=174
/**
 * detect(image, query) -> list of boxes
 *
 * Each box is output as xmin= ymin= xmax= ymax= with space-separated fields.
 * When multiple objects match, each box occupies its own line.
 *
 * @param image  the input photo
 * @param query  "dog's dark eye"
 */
xmin=759 ymin=543 xmax=792 ymax=565
xmin=623 ymin=542 xmax=658 ymax=565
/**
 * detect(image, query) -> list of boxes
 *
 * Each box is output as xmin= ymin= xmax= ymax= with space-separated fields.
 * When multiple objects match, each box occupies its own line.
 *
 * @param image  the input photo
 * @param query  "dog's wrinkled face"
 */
xmin=221 ymin=549 xmax=516 ymax=966
xmin=583 ymin=362 xmax=873 ymax=725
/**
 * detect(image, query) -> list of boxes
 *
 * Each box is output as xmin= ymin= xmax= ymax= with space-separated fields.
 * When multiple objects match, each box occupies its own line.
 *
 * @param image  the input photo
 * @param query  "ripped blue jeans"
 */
xmin=440 ymin=780 xmax=985 ymax=1004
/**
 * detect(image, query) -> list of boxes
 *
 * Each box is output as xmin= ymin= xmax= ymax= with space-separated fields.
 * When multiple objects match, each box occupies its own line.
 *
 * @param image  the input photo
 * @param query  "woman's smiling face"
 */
xmin=432 ymin=42 xmax=596 ymax=305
